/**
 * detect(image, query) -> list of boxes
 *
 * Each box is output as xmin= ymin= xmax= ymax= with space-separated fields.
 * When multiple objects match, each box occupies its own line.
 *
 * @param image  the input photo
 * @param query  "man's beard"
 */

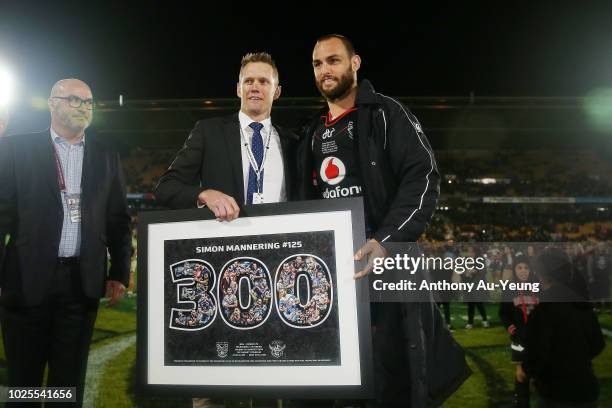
xmin=59 ymin=109 xmax=90 ymax=132
xmin=316 ymin=69 xmax=355 ymax=102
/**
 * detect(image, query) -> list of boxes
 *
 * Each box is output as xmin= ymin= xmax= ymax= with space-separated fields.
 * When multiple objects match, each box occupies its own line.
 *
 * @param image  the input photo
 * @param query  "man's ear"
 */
xmin=352 ymin=54 xmax=361 ymax=72
xmin=273 ymin=85 xmax=282 ymax=100
xmin=236 ymin=82 xmax=243 ymax=99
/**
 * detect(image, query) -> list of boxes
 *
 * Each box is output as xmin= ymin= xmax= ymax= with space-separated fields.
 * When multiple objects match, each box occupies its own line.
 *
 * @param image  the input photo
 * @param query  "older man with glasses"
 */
xmin=0 ymin=78 xmax=131 ymax=407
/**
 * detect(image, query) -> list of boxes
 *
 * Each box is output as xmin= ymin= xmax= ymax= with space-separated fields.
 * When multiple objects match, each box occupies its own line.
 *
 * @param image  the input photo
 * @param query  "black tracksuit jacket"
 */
xmin=297 ymin=79 xmax=440 ymax=244
xmin=297 ymin=80 xmax=470 ymax=407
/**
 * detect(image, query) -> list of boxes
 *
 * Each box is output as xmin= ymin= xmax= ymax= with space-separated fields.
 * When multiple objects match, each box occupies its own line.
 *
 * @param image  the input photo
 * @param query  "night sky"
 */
xmin=1 ymin=1 xmax=612 ymax=102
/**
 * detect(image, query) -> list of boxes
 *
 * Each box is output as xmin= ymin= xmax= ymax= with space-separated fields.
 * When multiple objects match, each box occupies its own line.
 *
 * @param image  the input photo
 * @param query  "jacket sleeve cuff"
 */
xmin=373 ymin=228 xmax=419 ymax=245
xmin=180 ymin=187 xmax=205 ymax=209
xmin=108 ymin=266 xmax=130 ymax=287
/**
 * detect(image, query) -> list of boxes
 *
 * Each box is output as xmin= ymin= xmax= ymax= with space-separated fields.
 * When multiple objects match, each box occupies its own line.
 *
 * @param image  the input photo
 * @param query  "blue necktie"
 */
xmin=246 ymin=122 xmax=264 ymax=204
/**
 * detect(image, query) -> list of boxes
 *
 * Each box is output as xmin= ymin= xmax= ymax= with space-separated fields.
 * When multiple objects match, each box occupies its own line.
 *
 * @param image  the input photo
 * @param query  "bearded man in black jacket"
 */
xmin=296 ymin=34 xmax=470 ymax=408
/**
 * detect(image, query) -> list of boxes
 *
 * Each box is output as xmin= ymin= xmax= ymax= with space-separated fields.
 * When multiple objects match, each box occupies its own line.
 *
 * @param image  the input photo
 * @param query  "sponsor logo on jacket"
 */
xmin=320 ymin=156 xmax=345 ymax=185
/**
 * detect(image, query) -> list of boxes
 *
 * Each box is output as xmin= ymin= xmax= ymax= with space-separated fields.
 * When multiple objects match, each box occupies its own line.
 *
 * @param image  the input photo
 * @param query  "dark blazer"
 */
xmin=155 ymin=113 xmax=298 ymax=209
xmin=0 ymin=130 xmax=132 ymax=306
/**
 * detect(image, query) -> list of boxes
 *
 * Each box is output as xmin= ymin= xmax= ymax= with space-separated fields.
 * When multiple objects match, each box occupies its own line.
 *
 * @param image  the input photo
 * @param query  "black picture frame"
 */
xmin=136 ymin=198 xmax=373 ymax=399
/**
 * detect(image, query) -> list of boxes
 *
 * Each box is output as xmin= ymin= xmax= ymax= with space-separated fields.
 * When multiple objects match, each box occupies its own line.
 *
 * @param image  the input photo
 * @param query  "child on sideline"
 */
xmin=499 ymin=254 xmax=539 ymax=407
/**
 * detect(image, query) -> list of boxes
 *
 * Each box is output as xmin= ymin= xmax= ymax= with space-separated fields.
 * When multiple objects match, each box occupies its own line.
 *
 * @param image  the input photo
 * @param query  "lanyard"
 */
xmin=240 ymin=125 xmax=272 ymax=191
xmin=51 ymin=140 xmax=67 ymax=192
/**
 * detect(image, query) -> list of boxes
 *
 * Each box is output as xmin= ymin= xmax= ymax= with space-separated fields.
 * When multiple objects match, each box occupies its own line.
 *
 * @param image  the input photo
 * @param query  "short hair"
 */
xmin=50 ymin=78 xmax=91 ymax=98
xmin=239 ymin=52 xmax=279 ymax=83
xmin=315 ymin=34 xmax=356 ymax=56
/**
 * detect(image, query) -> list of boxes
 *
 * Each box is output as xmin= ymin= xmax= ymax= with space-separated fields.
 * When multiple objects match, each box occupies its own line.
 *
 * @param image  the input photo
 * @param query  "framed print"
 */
xmin=137 ymin=198 xmax=373 ymax=399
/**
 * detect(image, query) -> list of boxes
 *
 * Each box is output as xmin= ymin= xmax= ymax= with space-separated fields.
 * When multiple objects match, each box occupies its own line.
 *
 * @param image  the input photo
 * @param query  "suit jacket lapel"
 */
xmin=36 ymin=130 xmax=62 ymax=208
xmin=223 ymin=113 xmax=245 ymax=205
xmin=80 ymin=137 xmax=97 ymax=210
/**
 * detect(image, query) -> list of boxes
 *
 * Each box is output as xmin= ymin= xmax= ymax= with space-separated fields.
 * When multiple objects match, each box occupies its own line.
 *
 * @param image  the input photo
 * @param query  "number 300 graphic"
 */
xmin=169 ymin=255 xmax=333 ymax=331
xmin=169 ymin=259 xmax=217 ymax=331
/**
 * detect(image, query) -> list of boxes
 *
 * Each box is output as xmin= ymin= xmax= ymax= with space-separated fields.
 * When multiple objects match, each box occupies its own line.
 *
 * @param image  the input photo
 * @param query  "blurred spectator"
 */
xmin=463 ymin=246 xmax=489 ymax=329
xmin=122 ymin=147 xmax=175 ymax=193
xmin=523 ymin=248 xmax=606 ymax=407
xmin=431 ymin=245 xmax=454 ymax=329
xmin=588 ymin=244 xmax=611 ymax=309
xmin=438 ymin=149 xmax=612 ymax=197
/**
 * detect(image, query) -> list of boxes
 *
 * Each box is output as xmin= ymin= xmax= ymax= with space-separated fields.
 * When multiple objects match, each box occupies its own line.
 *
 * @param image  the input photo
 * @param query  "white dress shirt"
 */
xmin=50 ymin=127 xmax=85 ymax=257
xmin=238 ymin=111 xmax=286 ymax=204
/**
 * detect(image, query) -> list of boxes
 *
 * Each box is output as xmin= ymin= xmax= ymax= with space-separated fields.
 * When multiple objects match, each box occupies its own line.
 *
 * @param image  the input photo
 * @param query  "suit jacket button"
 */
xmin=371 ymin=161 xmax=376 ymax=166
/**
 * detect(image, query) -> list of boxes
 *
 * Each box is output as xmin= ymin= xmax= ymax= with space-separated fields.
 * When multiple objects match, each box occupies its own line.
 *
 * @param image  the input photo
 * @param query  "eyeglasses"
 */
xmin=51 ymin=95 xmax=95 ymax=109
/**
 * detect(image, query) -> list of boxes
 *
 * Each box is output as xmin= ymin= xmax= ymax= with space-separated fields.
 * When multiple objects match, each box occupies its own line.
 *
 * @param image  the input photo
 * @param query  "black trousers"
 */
xmin=437 ymin=302 xmax=451 ymax=326
xmin=370 ymin=303 xmax=411 ymax=407
xmin=467 ymin=302 xmax=487 ymax=324
xmin=0 ymin=260 xmax=99 ymax=407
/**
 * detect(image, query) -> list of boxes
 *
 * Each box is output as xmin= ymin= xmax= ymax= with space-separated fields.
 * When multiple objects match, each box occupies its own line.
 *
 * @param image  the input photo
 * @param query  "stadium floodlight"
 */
xmin=0 ymin=64 xmax=16 ymax=108
xmin=584 ymin=87 xmax=612 ymax=132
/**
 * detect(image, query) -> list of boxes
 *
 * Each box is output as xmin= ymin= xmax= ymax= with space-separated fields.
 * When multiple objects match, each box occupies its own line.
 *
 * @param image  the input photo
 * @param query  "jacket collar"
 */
xmin=33 ymin=129 xmax=62 ymax=208
xmin=304 ymin=79 xmax=378 ymax=138
xmin=221 ymin=114 xmax=245 ymax=205
xmin=227 ymin=111 xmax=298 ymax=141
xmin=355 ymin=79 xmax=378 ymax=105
xmin=222 ymin=112 xmax=295 ymax=204
xmin=50 ymin=126 xmax=86 ymax=146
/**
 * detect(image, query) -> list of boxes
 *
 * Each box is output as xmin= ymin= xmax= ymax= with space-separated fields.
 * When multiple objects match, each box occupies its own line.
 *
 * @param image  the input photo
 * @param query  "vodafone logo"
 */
xmin=320 ymin=156 xmax=345 ymax=185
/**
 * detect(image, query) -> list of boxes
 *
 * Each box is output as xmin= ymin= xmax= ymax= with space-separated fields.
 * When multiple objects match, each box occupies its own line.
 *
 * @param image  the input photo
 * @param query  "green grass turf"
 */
xmin=96 ymin=344 xmax=192 ymax=408
xmin=593 ymin=337 xmax=612 ymax=381
xmin=451 ymin=327 xmax=509 ymax=349
xmin=95 ymin=296 xmax=137 ymax=333
xmin=441 ymin=355 xmax=488 ymax=408
xmin=470 ymin=346 xmax=515 ymax=406
xmin=597 ymin=310 xmax=612 ymax=331
xmin=90 ymin=297 xmax=137 ymax=347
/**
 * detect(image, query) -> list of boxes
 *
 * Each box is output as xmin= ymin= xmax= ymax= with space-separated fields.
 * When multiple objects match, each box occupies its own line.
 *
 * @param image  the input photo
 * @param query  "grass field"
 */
xmin=0 ymin=299 xmax=610 ymax=407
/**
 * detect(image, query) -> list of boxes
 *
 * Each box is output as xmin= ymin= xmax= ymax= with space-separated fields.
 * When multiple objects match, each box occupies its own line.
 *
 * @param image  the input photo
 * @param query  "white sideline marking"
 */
xmin=84 ymin=333 xmax=136 ymax=407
